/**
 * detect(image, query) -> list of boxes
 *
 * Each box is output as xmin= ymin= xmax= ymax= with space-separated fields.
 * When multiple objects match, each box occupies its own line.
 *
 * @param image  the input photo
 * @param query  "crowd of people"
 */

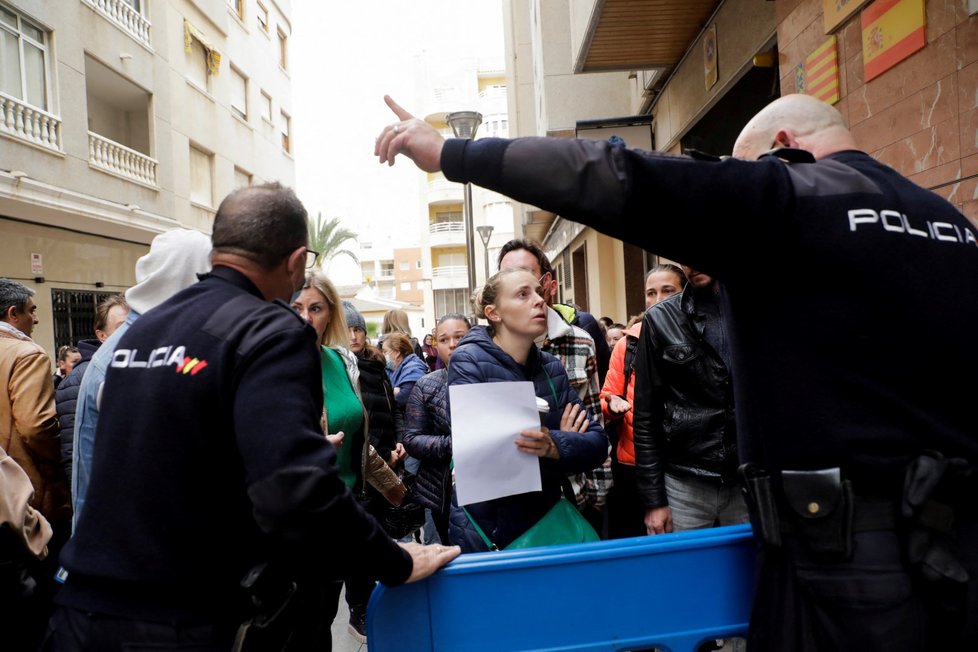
xmin=377 ymin=92 xmax=977 ymax=650
xmin=1 ymin=208 xmax=742 ymax=651
xmin=0 ymin=90 xmax=974 ymax=652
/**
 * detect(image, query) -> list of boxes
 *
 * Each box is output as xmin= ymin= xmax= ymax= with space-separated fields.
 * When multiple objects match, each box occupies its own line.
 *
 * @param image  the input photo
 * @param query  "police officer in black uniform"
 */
xmin=376 ymin=94 xmax=977 ymax=651
xmin=48 ymin=183 xmax=459 ymax=651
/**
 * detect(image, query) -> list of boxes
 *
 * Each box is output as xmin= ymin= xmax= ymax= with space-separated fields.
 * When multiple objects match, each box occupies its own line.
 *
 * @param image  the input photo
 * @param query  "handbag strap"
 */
xmin=461 ymin=506 xmax=499 ymax=551
xmin=541 ymin=366 xmax=559 ymax=406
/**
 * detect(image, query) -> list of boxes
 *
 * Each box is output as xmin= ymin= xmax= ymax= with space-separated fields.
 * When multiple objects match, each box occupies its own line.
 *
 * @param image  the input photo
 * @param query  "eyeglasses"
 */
xmin=538 ymin=271 xmax=552 ymax=286
xmin=305 ymin=249 xmax=320 ymax=269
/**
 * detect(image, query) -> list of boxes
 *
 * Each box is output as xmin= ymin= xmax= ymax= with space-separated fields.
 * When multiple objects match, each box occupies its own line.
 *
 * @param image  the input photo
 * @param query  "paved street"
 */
xmin=331 ymin=586 xmax=367 ymax=652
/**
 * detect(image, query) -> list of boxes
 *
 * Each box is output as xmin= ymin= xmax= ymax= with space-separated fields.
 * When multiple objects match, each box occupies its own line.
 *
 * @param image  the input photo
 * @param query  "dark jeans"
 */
xmin=45 ymin=579 xmax=346 ymax=652
xmin=607 ymin=462 xmax=647 ymax=539
xmin=41 ymin=606 xmax=233 ymax=652
xmin=431 ymin=508 xmax=451 ymax=545
xmin=341 ymin=576 xmax=374 ymax=619
xmin=748 ymin=520 xmax=978 ymax=651
xmin=3 ymin=522 xmax=69 ymax=652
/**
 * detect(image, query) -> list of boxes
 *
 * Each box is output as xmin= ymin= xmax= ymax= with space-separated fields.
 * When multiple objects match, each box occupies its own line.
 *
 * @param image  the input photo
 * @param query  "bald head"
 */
xmin=211 ymin=182 xmax=308 ymax=270
xmin=732 ymin=94 xmax=858 ymax=161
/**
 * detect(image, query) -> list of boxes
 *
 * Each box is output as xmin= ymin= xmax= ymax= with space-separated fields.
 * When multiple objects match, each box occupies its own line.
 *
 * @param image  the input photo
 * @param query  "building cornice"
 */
xmin=0 ymin=170 xmax=180 ymax=245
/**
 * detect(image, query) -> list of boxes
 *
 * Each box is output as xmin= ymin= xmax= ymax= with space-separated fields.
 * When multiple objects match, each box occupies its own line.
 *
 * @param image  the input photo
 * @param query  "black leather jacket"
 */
xmin=632 ymin=287 xmax=738 ymax=509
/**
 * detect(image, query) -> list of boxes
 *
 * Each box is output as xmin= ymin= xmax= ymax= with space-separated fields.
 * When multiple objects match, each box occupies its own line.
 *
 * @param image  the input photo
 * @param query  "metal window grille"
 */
xmin=51 ymin=289 xmax=118 ymax=351
xmin=433 ymin=288 xmax=468 ymax=317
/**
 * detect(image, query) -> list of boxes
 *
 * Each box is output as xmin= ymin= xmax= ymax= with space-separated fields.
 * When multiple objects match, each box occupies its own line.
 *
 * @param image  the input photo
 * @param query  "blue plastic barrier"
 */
xmin=368 ymin=523 xmax=756 ymax=651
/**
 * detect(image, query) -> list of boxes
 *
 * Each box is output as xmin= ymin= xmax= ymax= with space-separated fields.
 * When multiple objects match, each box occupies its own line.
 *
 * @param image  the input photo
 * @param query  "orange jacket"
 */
xmin=600 ymin=321 xmax=642 ymax=465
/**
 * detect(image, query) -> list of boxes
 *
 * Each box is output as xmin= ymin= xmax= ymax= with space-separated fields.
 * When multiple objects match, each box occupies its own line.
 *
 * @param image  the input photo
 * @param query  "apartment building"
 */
xmin=0 ymin=0 xmax=295 ymax=355
xmin=416 ymin=60 xmax=516 ymax=327
xmin=352 ymin=58 xmax=517 ymax=333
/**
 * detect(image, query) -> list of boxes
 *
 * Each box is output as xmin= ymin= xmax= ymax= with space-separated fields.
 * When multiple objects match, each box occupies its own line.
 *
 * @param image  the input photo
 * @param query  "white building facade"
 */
xmin=0 ymin=0 xmax=295 ymax=354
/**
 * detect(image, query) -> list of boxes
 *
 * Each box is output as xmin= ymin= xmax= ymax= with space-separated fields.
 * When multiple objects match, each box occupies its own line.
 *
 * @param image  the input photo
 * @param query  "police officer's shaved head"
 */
xmin=732 ymin=94 xmax=857 ymax=162
xmin=212 ymin=182 xmax=308 ymax=269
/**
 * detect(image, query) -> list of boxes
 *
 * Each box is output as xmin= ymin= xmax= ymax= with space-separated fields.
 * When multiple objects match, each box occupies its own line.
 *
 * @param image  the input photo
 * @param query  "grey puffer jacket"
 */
xmin=403 ymin=369 xmax=451 ymax=514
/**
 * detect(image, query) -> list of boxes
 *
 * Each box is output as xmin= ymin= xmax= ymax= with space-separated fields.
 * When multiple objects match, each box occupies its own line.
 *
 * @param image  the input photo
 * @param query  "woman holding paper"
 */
xmin=447 ymin=268 xmax=608 ymax=552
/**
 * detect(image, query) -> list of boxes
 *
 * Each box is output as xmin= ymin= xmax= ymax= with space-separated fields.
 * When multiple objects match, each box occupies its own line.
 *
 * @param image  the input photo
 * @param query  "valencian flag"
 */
xmin=803 ymin=37 xmax=840 ymax=105
xmin=861 ymin=0 xmax=926 ymax=82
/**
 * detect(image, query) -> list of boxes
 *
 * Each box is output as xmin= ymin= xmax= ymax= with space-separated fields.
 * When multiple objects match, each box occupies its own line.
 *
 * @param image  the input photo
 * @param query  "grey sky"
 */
xmin=291 ymin=1 xmax=505 ymax=284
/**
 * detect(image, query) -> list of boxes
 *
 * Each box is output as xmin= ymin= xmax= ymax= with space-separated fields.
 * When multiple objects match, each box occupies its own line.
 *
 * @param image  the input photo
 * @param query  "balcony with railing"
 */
xmin=0 ymin=94 xmax=62 ymax=152
xmin=478 ymin=85 xmax=508 ymax=117
xmin=85 ymin=55 xmax=156 ymax=187
xmin=88 ymin=132 xmax=157 ymax=186
xmin=83 ymin=0 xmax=151 ymax=47
xmin=431 ymin=264 xmax=469 ymax=291
xmin=429 ymin=220 xmax=465 ymax=248
xmin=427 ymin=171 xmax=462 ymax=205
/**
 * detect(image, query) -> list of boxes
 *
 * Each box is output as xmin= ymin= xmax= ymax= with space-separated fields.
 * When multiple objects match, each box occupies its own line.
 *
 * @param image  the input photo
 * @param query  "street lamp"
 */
xmin=446 ymin=110 xmax=482 ymax=297
xmin=475 ymin=224 xmax=494 ymax=284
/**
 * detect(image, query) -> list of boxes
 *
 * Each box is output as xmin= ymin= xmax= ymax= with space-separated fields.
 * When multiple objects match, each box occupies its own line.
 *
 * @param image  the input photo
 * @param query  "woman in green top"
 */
xmin=292 ymin=269 xmax=382 ymax=646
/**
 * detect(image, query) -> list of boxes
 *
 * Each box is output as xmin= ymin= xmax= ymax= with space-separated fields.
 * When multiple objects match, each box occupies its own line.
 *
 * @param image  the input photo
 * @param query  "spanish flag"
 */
xmin=804 ymin=37 xmax=840 ymax=105
xmin=861 ymin=0 xmax=926 ymax=82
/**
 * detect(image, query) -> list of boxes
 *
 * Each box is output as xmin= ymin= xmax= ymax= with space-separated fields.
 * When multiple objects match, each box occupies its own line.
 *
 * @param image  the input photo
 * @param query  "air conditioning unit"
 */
xmin=641 ymin=68 xmax=666 ymax=95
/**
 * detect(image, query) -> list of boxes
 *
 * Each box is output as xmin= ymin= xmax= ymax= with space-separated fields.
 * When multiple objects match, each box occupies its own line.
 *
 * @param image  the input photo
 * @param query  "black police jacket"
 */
xmin=59 ymin=266 xmax=410 ymax=623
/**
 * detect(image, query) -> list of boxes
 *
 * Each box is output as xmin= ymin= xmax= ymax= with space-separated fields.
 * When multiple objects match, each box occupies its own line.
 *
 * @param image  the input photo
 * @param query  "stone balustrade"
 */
xmin=0 ymin=94 xmax=62 ymax=152
xmin=83 ymin=0 xmax=151 ymax=46
xmin=88 ymin=132 xmax=158 ymax=186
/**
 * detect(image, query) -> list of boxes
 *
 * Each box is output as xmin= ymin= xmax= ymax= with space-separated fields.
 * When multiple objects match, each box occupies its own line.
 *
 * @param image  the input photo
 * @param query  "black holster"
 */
xmin=740 ymin=464 xmax=854 ymax=560
xmin=740 ymin=464 xmax=781 ymax=547
xmin=781 ymin=468 xmax=853 ymax=560
xmin=902 ymin=451 xmax=972 ymax=586
xmin=232 ymin=562 xmax=299 ymax=652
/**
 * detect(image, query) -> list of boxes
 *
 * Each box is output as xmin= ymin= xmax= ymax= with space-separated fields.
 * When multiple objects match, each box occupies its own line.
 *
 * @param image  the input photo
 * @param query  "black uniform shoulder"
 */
xmin=202 ymin=293 xmax=314 ymax=355
xmin=760 ymin=149 xmax=883 ymax=198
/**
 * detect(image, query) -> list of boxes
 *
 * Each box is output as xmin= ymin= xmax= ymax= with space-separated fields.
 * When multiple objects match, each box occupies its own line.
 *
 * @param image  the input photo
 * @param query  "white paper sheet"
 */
xmin=449 ymin=381 xmax=542 ymax=506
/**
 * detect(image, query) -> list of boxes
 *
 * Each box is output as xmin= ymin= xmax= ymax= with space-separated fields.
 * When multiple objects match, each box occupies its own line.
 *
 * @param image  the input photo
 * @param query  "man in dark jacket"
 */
xmin=55 ymin=294 xmax=129 ymax=485
xmin=49 ymin=183 xmax=458 ymax=651
xmin=376 ymin=93 xmax=978 ymax=650
xmin=632 ymin=267 xmax=747 ymax=536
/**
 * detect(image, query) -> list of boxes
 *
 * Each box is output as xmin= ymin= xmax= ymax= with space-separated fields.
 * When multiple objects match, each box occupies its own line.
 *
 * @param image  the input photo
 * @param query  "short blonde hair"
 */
xmin=302 ymin=270 xmax=349 ymax=348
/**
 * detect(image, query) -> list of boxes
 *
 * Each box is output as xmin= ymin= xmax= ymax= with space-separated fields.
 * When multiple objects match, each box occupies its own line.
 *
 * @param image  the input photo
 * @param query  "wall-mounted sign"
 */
xmin=824 ymin=0 xmax=872 ymax=33
xmin=794 ymin=63 xmax=807 ymax=93
xmin=804 ymin=36 xmax=841 ymax=104
xmin=704 ymin=24 xmax=718 ymax=91
xmin=31 ymin=253 xmax=43 ymax=275
xmin=861 ymin=0 xmax=926 ymax=82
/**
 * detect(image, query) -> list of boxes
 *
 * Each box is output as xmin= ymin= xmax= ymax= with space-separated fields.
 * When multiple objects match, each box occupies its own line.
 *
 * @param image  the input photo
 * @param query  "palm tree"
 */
xmin=308 ymin=212 xmax=359 ymax=268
